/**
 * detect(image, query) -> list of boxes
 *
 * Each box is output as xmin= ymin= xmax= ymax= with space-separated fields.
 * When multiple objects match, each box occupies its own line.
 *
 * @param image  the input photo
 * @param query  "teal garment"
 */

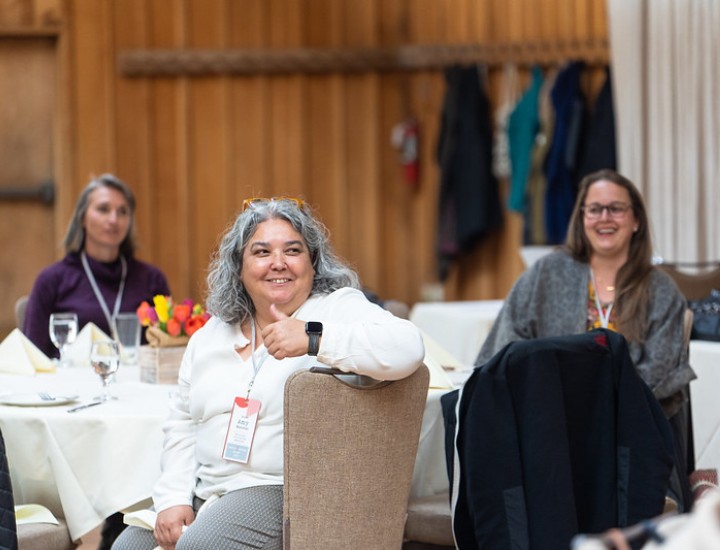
xmin=507 ymin=66 xmax=544 ymax=213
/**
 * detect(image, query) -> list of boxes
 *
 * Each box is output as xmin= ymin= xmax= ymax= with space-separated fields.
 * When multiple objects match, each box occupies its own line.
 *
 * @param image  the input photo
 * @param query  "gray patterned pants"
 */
xmin=111 ymin=485 xmax=283 ymax=550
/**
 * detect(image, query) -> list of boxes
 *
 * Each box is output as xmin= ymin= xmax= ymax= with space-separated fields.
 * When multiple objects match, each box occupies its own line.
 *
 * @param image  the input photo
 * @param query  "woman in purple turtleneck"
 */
xmin=23 ymin=173 xmax=171 ymax=549
xmin=23 ymin=173 xmax=170 ymax=357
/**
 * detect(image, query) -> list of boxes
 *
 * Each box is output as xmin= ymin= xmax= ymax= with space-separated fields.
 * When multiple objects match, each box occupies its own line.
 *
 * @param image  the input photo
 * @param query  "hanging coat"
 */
xmin=543 ymin=61 xmax=586 ymax=244
xmin=436 ymin=65 xmax=503 ymax=280
xmin=576 ymin=67 xmax=617 ymax=179
xmin=507 ymin=65 xmax=544 ymax=213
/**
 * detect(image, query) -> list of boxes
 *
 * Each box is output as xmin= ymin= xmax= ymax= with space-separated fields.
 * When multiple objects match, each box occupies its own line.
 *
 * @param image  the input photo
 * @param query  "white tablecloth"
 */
xmin=689 ymin=340 xmax=720 ymax=470
xmin=410 ymin=300 xmax=504 ymax=366
xmin=407 ymin=300 xmax=505 ymax=500
xmin=411 ymin=388 xmax=452 ymax=499
xmin=0 ymin=364 xmax=451 ymax=541
xmin=0 ymin=366 xmax=170 ymax=541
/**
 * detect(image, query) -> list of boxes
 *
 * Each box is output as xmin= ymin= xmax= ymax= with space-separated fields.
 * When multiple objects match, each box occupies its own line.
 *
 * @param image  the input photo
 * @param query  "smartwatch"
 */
xmin=305 ymin=321 xmax=323 ymax=356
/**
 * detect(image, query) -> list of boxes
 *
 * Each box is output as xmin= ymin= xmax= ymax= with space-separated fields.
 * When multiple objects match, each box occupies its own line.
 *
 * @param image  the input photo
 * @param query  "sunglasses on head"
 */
xmin=242 ymin=197 xmax=306 ymax=212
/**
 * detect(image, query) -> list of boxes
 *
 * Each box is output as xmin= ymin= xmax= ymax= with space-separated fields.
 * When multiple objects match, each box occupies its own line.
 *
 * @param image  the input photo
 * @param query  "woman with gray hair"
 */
xmin=23 ymin=173 xmax=170 ymax=357
xmin=204 ymin=196 xmax=360 ymax=326
xmin=112 ymin=197 xmax=425 ymax=550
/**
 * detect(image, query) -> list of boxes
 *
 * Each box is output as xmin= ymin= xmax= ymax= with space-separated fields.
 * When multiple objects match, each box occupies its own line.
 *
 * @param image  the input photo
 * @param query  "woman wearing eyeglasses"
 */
xmin=475 ymin=168 xmax=695 ymax=507
xmin=477 ymin=169 xmax=694 ymax=403
xmin=112 ymin=198 xmax=424 ymax=550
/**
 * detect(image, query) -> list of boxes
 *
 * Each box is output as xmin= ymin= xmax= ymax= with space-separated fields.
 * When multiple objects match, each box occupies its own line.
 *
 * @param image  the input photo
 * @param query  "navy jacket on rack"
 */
xmin=543 ymin=61 xmax=585 ymax=244
xmin=448 ymin=330 xmax=675 ymax=550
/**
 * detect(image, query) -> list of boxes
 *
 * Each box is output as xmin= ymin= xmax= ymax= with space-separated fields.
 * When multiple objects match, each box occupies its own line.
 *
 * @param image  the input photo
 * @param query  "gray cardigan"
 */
xmin=476 ymin=251 xmax=696 ymax=400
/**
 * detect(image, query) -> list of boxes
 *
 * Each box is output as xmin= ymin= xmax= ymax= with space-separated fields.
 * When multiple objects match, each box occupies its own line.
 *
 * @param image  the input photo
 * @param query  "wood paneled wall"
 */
xmin=2 ymin=0 xmax=608 ymax=310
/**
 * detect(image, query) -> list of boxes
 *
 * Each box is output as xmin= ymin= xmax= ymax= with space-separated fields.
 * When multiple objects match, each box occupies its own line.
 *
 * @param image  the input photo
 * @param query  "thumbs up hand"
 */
xmin=260 ymin=304 xmax=311 ymax=360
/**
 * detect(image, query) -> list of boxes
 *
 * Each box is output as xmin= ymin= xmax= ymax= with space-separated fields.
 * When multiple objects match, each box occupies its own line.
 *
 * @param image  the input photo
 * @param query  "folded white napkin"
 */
xmin=420 ymin=330 xmax=462 ymax=389
xmin=67 ymin=323 xmax=112 ymax=367
xmin=15 ymin=504 xmax=59 ymax=525
xmin=123 ymin=509 xmax=158 ymax=530
xmin=0 ymin=329 xmax=55 ymax=375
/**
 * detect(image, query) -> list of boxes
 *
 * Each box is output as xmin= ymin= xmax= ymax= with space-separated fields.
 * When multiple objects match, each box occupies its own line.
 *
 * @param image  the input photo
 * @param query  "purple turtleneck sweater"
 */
xmin=23 ymin=252 xmax=170 ymax=357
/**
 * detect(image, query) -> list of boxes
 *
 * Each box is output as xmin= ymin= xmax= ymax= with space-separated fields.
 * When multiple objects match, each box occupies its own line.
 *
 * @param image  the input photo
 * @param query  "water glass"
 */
xmin=49 ymin=312 xmax=78 ymax=368
xmin=112 ymin=312 xmax=141 ymax=365
xmin=90 ymin=340 xmax=121 ymax=401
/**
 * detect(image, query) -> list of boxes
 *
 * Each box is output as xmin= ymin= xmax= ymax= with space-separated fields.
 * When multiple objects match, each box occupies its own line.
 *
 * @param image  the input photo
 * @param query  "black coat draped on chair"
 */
xmin=444 ymin=330 xmax=676 ymax=550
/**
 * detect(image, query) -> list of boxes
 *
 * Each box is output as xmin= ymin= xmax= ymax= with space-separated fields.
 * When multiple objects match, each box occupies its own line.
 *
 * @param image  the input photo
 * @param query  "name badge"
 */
xmin=222 ymin=397 xmax=261 ymax=463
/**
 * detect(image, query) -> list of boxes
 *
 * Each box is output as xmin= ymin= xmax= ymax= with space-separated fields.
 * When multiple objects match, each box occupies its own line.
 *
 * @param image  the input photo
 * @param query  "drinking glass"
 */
xmin=112 ymin=312 xmax=141 ymax=365
xmin=90 ymin=340 xmax=121 ymax=401
xmin=49 ymin=312 xmax=78 ymax=368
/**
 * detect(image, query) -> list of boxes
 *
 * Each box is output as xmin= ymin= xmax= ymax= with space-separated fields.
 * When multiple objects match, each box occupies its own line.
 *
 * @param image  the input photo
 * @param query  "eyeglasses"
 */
xmin=242 ymin=197 xmax=306 ymax=212
xmin=582 ymin=202 xmax=632 ymax=220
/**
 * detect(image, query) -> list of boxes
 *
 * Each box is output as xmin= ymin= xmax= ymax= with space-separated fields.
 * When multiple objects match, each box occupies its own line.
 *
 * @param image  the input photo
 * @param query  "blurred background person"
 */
xmin=23 ymin=173 xmax=170 ymax=357
xmin=476 ymin=169 xmax=695 ymax=510
xmin=22 ymin=173 xmax=170 ymax=550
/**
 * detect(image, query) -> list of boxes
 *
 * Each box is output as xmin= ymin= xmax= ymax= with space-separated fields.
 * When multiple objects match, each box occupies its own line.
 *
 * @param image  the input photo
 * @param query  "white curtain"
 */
xmin=607 ymin=0 xmax=720 ymax=264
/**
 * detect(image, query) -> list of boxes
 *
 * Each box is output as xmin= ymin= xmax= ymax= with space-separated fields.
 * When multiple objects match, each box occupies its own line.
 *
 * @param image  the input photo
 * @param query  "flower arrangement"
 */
xmin=137 ymin=295 xmax=210 ymax=338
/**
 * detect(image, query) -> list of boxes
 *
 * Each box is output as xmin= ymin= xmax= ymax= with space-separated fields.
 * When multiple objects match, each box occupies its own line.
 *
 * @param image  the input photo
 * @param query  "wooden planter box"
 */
xmin=139 ymin=345 xmax=186 ymax=384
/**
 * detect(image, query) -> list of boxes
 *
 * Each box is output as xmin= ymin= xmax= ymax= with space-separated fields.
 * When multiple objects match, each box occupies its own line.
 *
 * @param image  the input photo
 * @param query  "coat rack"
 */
xmin=118 ymin=38 xmax=609 ymax=77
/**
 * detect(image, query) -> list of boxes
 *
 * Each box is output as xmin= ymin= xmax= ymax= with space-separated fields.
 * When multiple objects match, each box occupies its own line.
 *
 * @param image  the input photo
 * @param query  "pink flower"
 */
xmin=136 ymin=301 xmax=157 ymax=326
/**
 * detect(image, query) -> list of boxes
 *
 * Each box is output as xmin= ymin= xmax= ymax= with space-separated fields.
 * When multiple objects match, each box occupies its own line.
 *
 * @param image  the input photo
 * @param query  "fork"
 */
xmin=38 ymin=392 xmax=56 ymax=401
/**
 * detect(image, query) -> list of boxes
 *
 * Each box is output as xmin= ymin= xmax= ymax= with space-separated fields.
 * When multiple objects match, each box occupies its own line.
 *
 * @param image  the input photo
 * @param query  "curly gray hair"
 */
xmin=205 ymin=199 xmax=359 ymax=324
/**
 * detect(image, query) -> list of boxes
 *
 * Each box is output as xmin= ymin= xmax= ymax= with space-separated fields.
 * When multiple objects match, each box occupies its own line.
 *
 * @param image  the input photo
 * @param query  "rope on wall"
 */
xmin=118 ymin=39 xmax=609 ymax=77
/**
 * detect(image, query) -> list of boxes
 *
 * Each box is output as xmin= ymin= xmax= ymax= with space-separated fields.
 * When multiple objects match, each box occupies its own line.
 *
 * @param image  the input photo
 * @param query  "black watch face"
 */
xmin=306 ymin=321 xmax=323 ymax=334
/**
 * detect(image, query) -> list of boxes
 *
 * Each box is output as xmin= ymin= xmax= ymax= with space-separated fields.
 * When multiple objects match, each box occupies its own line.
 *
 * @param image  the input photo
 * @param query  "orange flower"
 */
xmin=185 ymin=315 xmax=207 ymax=336
xmin=173 ymin=304 xmax=191 ymax=323
xmin=166 ymin=318 xmax=182 ymax=337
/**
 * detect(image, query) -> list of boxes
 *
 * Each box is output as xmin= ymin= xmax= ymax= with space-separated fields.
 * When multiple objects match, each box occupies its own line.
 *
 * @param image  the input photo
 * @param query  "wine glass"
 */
xmin=49 ymin=312 xmax=78 ymax=368
xmin=90 ymin=340 xmax=121 ymax=401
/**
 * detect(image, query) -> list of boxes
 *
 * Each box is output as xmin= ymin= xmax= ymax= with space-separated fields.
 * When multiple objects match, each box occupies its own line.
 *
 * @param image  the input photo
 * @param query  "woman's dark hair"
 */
xmin=565 ymin=169 xmax=653 ymax=342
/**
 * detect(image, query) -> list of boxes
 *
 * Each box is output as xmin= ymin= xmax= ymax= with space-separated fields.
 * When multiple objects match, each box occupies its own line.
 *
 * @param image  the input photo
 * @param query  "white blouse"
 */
xmin=152 ymin=287 xmax=425 ymax=512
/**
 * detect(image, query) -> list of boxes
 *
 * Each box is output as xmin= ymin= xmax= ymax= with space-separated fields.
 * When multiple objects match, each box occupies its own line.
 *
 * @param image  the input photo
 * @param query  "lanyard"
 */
xmin=590 ymin=269 xmax=614 ymax=329
xmin=81 ymin=251 xmax=127 ymax=335
xmin=246 ymin=318 xmax=269 ymax=400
